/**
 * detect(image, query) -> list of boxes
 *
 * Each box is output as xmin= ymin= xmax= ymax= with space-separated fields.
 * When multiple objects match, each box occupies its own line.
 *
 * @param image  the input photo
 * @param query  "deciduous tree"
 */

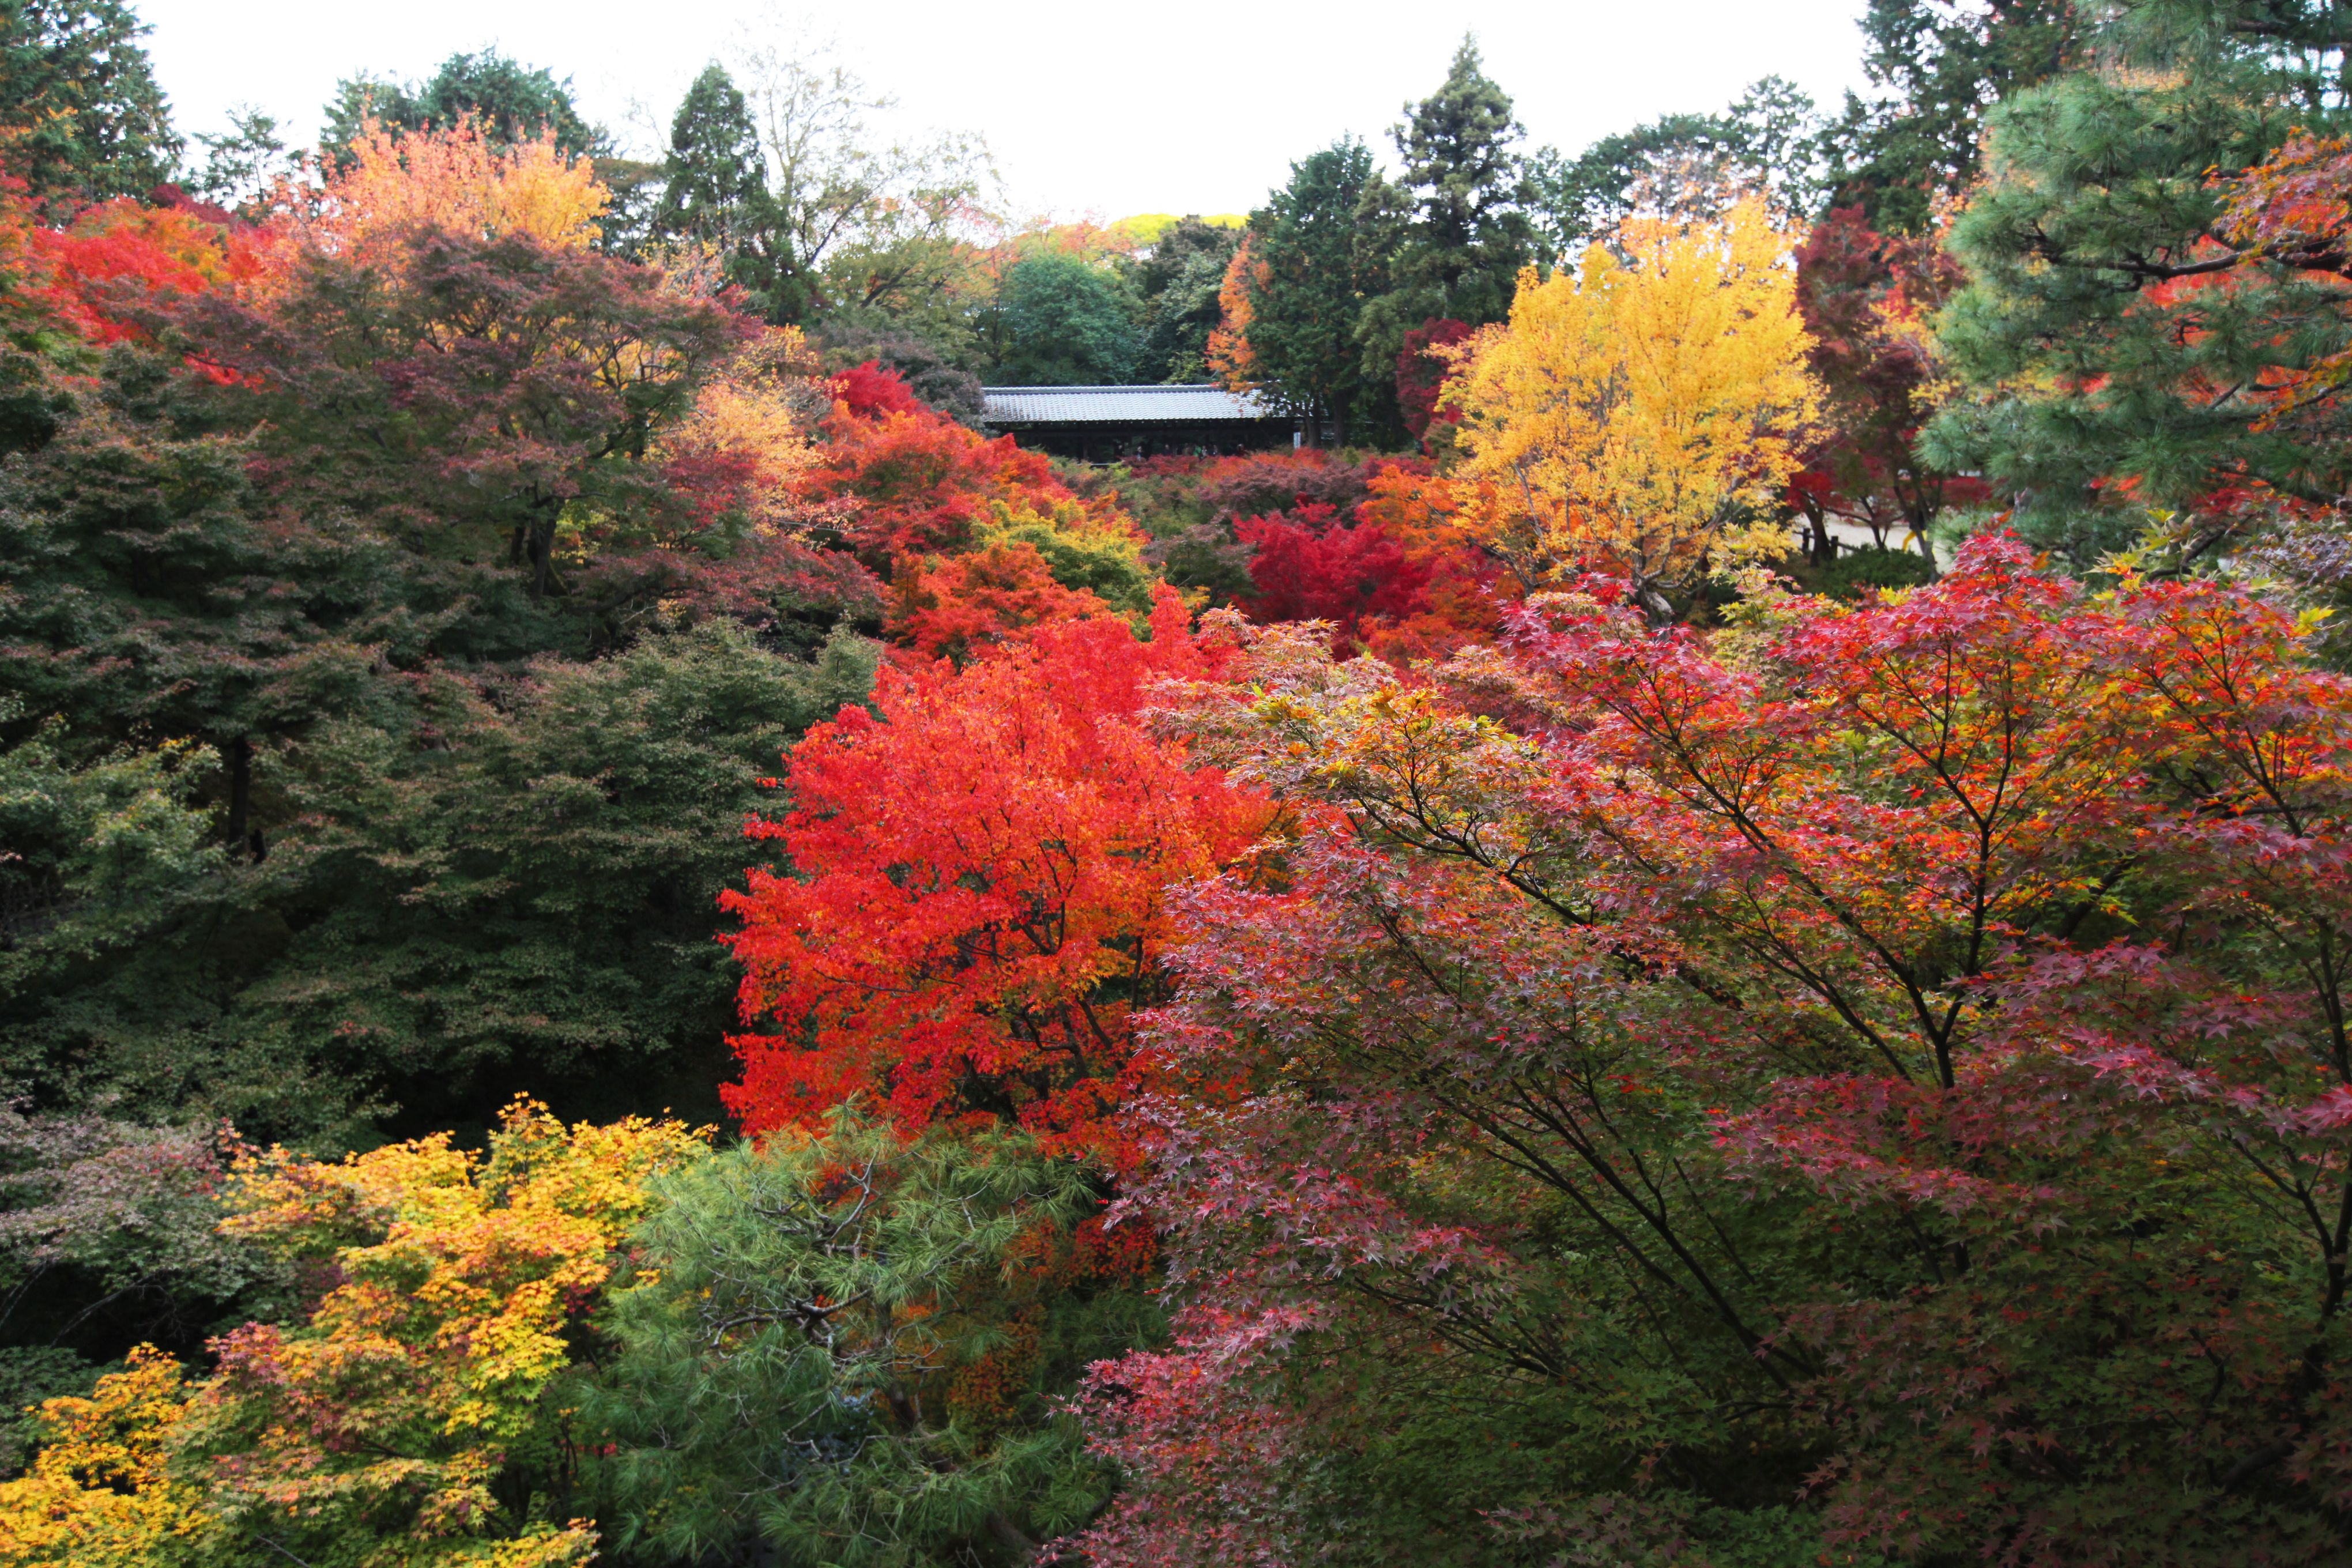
xmin=0 ymin=1347 xmax=211 ymax=1566
xmin=178 ymin=1100 xmax=706 ymax=1567
xmin=1445 ymin=198 xmax=1817 ymax=614
xmin=1087 ymin=536 xmax=2352 ymax=1563
xmin=182 ymin=224 xmax=751 ymax=604
xmin=1789 ymin=202 xmax=1976 ymax=559
xmin=722 ymin=597 xmax=1269 ymax=1164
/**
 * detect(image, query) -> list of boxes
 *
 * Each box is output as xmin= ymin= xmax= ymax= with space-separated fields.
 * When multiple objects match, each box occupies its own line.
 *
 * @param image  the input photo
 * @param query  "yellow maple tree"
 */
xmin=1442 ymin=197 xmax=1818 ymax=615
xmin=653 ymin=325 xmax=827 ymax=537
xmin=0 ymin=1348 xmax=212 ymax=1568
xmin=171 ymin=1099 xmax=707 ymax=1567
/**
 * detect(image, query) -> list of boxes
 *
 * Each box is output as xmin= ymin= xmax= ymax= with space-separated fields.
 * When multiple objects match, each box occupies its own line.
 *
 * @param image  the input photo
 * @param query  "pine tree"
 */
xmin=1925 ymin=1 xmax=2352 ymax=560
xmin=1826 ymin=0 xmax=2083 ymax=233
xmin=0 ymin=0 xmax=178 ymax=215
xmin=1243 ymin=139 xmax=1387 ymax=440
xmin=584 ymin=1114 xmax=1138 ymax=1568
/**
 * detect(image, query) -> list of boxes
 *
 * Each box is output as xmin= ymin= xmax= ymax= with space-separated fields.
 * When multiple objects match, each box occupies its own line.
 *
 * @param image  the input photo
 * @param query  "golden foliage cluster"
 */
xmin=1443 ymin=197 xmax=1819 ymax=605
xmin=0 ymin=1103 xmax=707 ymax=1568
xmin=267 ymin=118 xmax=609 ymax=265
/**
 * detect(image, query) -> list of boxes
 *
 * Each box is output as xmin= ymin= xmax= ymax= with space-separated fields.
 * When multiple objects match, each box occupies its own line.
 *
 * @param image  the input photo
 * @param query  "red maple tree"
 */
xmin=722 ymin=593 xmax=1272 ymax=1165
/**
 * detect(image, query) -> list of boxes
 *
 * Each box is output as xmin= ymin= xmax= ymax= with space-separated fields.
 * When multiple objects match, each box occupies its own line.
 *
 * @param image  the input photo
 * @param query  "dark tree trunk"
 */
xmin=528 ymin=515 xmax=557 ymax=600
xmin=224 ymin=733 xmax=264 ymax=862
xmin=225 ymin=734 xmax=248 ymax=844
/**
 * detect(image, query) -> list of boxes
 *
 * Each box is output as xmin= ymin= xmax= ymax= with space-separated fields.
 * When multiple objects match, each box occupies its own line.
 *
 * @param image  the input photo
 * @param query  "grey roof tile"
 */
xmin=980 ymin=385 xmax=1279 ymax=424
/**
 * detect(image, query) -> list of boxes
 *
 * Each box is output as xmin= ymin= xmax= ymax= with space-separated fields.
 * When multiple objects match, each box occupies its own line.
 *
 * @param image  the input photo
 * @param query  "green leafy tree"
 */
xmin=989 ymin=252 xmax=1141 ymax=385
xmin=1243 ymin=139 xmax=1388 ymax=439
xmin=1535 ymin=76 xmax=1828 ymax=247
xmin=1 ymin=606 xmax=879 ymax=1149
xmin=0 ymin=345 xmax=431 ymax=854
xmin=1124 ymin=216 xmax=1238 ymax=383
xmin=585 ymin=1111 xmax=1149 ymax=1568
xmin=242 ymin=620 xmax=879 ymax=1143
xmin=1825 ymin=0 xmax=2083 ymax=234
xmin=0 ymin=337 xmax=880 ymax=1145
xmin=184 ymin=105 xmax=287 ymax=214
xmin=0 ymin=1104 xmax=288 ymax=1407
xmin=0 ymin=0 xmax=178 ymax=214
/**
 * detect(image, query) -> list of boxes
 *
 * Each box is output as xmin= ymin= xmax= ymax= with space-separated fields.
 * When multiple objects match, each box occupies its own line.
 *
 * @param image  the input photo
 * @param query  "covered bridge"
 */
xmin=980 ymin=385 xmax=1295 ymax=461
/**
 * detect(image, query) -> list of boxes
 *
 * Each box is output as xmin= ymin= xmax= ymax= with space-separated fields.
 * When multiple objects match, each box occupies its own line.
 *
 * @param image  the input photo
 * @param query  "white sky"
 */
xmin=138 ymin=1 xmax=1878 ymax=221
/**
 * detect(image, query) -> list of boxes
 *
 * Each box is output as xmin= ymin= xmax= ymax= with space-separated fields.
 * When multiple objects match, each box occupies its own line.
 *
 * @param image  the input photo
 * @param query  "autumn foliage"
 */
xmin=263 ymin=117 xmax=609 ymax=263
xmin=28 ymin=42 xmax=2352 ymax=1566
xmin=801 ymin=397 xmax=1073 ymax=561
xmin=1067 ymin=537 xmax=2352 ymax=1562
xmin=183 ymin=1100 xmax=705 ymax=1566
xmin=723 ymin=596 xmax=1271 ymax=1164
xmin=0 ymin=1348 xmax=211 ymax=1567
xmin=1445 ymin=197 xmax=1818 ymax=610
xmin=1394 ymin=314 xmax=1472 ymax=440
xmin=1789 ymin=203 xmax=1978 ymax=554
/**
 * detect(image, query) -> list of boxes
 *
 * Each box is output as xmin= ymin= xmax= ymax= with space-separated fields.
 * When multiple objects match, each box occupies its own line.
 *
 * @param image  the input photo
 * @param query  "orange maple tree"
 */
xmin=798 ymin=399 xmax=1075 ymax=563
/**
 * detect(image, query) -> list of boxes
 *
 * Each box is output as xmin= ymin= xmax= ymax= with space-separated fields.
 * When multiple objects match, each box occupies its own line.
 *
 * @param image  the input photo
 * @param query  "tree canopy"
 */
xmin=15 ymin=11 xmax=2352 ymax=1566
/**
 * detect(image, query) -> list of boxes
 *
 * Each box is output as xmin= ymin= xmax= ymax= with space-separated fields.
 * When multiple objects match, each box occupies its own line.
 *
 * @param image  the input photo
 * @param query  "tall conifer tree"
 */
xmin=651 ymin=64 xmax=779 ymax=307
xmin=1355 ymin=37 xmax=1536 ymax=435
xmin=1826 ymin=0 xmax=2082 ymax=233
xmin=0 ymin=0 xmax=177 ymax=213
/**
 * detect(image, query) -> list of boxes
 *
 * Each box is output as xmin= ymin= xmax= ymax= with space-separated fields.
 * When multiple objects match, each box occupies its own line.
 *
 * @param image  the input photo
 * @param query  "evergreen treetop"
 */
xmin=0 ymin=0 xmax=177 ymax=213
xmin=322 ymin=47 xmax=604 ymax=164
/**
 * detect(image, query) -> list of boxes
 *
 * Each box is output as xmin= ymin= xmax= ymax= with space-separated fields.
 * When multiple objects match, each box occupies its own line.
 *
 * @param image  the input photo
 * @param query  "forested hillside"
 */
xmin=7 ymin=2 xmax=2352 ymax=1565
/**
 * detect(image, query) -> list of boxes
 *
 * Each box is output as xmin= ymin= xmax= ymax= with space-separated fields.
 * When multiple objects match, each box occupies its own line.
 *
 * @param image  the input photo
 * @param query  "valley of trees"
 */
xmin=9 ymin=2 xmax=2352 ymax=1564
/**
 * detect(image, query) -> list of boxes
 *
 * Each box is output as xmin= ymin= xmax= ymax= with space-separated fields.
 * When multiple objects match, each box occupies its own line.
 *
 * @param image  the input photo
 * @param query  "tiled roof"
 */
xmin=981 ymin=385 xmax=1279 ymax=424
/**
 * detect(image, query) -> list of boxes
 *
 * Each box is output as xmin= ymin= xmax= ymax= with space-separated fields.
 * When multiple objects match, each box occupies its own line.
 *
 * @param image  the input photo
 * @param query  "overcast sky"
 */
xmin=138 ymin=1 xmax=1879 ymax=221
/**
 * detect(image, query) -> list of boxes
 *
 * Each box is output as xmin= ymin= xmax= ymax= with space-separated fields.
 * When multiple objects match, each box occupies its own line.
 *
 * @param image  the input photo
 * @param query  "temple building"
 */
xmin=980 ymin=384 xmax=1296 ymax=461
